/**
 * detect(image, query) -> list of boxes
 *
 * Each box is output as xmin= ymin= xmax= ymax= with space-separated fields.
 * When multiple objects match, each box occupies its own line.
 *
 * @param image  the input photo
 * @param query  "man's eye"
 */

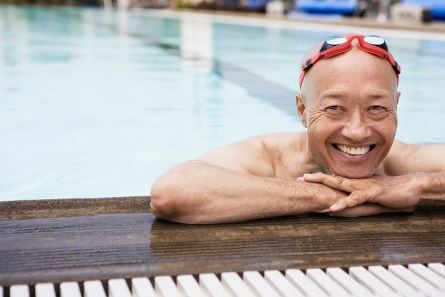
xmin=325 ymin=106 xmax=344 ymax=114
xmin=368 ymin=105 xmax=388 ymax=115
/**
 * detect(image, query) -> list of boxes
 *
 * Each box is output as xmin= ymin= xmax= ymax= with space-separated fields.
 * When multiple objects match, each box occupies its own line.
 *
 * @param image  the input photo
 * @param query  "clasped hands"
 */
xmin=301 ymin=172 xmax=421 ymax=217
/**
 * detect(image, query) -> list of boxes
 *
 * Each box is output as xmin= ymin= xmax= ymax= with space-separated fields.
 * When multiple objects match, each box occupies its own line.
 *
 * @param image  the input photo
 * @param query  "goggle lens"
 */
xmin=326 ymin=37 xmax=348 ymax=46
xmin=363 ymin=36 xmax=385 ymax=45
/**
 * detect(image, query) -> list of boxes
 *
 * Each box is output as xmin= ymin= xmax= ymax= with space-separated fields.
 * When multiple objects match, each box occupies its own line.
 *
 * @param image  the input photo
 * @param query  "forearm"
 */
xmin=150 ymin=160 xmax=317 ymax=224
xmin=418 ymin=171 xmax=445 ymax=200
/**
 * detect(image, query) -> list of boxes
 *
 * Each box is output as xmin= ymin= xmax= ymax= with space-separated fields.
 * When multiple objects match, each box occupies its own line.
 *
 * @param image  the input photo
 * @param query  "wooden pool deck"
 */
xmin=1 ymin=197 xmax=444 ymax=286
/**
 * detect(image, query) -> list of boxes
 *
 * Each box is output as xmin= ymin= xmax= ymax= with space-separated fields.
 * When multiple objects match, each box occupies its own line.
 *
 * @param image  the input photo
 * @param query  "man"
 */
xmin=150 ymin=34 xmax=445 ymax=224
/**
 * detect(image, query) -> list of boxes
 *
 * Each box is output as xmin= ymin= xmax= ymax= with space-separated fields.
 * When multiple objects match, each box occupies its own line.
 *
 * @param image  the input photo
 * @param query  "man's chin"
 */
xmin=330 ymin=166 xmax=376 ymax=179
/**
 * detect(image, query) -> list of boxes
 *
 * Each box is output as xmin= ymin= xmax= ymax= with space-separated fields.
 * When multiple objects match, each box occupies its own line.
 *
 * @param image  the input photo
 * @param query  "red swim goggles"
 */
xmin=299 ymin=34 xmax=401 ymax=88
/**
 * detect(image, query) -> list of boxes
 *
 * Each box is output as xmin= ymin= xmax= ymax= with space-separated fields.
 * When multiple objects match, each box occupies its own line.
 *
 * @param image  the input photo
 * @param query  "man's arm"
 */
xmin=384 ymin=141 xmax=445 ymax=176
xmin=385 ymin=141 xmax=445 ymax=200
xmin=394 ymin=142 xmax=445 ymax=200
xmin=150 ymin=135 xmax=346 ymax=224
xmin=303 ymin=141 xmax=445 ymax=214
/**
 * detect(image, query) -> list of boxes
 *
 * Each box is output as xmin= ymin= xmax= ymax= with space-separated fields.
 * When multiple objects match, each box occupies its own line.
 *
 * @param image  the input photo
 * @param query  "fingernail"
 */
xmin=297 ymin=177 xmax=304 ymax=182
xmin=330 ymin=204 xmax=344 ymax=212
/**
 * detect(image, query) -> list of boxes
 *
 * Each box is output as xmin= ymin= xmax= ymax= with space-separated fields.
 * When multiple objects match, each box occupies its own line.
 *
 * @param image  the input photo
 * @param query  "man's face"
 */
xmin=298 ymin=47 xmax=400 ymax=178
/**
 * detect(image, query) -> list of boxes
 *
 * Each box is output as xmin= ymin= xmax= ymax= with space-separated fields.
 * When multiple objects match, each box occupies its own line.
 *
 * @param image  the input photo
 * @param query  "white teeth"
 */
xmin=336 ymin=144 xmax=371 ymax=155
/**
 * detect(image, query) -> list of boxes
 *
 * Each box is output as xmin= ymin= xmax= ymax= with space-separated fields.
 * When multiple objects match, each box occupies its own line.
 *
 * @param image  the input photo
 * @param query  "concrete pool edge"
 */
xmin=133 ymin=8 xmax=445 ymax=40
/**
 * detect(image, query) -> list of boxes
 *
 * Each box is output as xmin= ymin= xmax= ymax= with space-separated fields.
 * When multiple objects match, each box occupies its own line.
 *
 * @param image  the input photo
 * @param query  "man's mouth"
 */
xmin=333 ymin=144 xmax=376 ymax=155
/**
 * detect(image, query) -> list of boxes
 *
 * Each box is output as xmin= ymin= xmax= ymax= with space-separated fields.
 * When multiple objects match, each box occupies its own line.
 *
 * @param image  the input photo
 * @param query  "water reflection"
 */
xmin=180 ymin=15 xmax=214 ymax=70
xmin=1 ymin=6 xmax=444 ymax=201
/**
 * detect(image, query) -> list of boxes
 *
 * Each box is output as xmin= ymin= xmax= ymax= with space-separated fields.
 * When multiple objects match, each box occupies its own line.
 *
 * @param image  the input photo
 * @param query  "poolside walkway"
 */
xmin=146 ymin=8 xmax=445 ymax=35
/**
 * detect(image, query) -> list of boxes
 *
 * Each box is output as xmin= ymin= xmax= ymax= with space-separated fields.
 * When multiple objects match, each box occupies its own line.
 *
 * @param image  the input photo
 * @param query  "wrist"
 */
xmin=288 ymin=180 xmax=314 ymax=213
xmin=291 ymin=180 xmax=335 ymax=213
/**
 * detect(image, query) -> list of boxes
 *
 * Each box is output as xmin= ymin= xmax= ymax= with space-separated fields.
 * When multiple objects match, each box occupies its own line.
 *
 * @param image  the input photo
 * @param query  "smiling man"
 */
xmin=150 ymin=34 xmax=445 ymax=224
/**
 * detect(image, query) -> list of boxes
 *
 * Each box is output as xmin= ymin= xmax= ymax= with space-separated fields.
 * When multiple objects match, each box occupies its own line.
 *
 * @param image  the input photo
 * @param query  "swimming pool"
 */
xmin=1 ymin=5 xmax=445 ymax=201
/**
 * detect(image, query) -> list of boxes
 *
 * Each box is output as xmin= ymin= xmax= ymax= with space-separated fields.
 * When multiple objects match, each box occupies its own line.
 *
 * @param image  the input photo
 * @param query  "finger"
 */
xmin=302 ymin=172 xmax=325 ymax=182
xmin=329 ymin=203 xmax=387 ymax=217
xmin=330 ymin=204 xmax=415 ymax=217
xmin=315 ymin=208 xmax=331 ymax=213
xmin=331 ymin=185 xmax=380 ymax=212
xmin=304 ymin=173 xmax=353 ymax=193
xmin=329 ymin=190 xmax=369 ymax=212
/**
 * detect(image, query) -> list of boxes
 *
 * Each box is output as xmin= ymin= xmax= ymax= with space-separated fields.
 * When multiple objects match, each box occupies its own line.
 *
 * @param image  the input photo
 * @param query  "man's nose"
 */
xmin=341 ymin=111 xmax=372 ymax=141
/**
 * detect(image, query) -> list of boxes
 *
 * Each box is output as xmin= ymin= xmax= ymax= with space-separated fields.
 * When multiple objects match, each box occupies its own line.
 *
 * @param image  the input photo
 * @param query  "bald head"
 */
xmin=299 ymin=42 xmax=323 ymax=98
xmin=298 ymin=38 xmax=399 ymax=102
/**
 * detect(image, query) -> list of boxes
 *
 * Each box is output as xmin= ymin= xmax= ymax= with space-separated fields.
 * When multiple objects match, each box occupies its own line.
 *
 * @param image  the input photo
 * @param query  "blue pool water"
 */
xmin=1 ymin=6 xmax=445 ymax=201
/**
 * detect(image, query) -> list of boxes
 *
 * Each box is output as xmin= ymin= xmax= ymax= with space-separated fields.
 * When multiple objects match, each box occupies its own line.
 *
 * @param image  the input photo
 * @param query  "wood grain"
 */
xmin=0 ymin=196 xmax=151 ymax=221
xmin=0 ymin=197 xmax=444 ymax=286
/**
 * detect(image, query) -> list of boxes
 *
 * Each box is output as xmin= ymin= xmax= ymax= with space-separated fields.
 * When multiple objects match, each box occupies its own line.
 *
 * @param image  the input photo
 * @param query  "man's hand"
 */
xmin=327 ymin=203 xmax=415 ymax=217
xmin=302 ymin=172 xmax=422 ymax=213
xmin=297 ymin=181 xmax=349 ymax=213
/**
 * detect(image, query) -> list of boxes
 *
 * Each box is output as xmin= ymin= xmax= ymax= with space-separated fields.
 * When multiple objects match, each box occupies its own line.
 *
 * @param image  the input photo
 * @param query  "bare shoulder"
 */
xmin=383 ymin=140 xmax=419 ymax=175
xmin=260 ymin=132 xmax=306 ymax=148
xmin=199 ymin=132 xmax=305 ymax=177
xmin=261 ymin=132 xmax=309 ymax=178
xmin=383 ymin=139 xmax=445 ymax=175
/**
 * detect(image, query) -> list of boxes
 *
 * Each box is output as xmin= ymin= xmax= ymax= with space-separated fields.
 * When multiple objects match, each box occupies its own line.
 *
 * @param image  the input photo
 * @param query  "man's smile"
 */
xmin=332 ymin=143 xmax=377 ymax=156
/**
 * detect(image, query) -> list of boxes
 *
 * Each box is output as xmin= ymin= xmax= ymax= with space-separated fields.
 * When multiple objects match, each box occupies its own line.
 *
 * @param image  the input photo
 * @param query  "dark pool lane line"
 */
xmin=212 ymin=60 xmax=297 ymax=118
xmin=132 ymin=32 xmax=298 ymax=118
xmin=84 ymin=14 xmax=298 ymax=119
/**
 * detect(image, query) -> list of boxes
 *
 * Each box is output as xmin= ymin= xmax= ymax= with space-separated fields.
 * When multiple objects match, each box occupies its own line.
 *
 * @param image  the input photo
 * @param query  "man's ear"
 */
xmin=396 ymin=91 xmax=401 ymax=105
xmin=296 ymin=93 xmax=308 ymax=128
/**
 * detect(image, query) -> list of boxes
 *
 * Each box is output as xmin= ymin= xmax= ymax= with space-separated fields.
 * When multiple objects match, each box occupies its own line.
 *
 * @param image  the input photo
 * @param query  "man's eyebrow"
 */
xmin=367 ymin=94 xmax=391 ymax=100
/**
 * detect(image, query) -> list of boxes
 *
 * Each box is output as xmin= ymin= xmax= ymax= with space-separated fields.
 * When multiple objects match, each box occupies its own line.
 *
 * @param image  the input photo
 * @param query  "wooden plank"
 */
xmin=0 ymin=199 xmax=444 ymax=286
xmin=0 ymin=196 xmax=151 ymax=221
